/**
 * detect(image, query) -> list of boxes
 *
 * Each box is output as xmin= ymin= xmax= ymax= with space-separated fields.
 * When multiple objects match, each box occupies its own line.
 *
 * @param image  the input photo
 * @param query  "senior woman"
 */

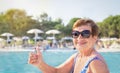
xmin=28 ymin=18 xmax=109 ymax=73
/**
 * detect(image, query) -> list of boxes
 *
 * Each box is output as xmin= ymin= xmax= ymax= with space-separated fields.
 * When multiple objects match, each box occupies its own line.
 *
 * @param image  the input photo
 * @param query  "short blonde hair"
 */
xmin=72 ymin=18 xmax=99 ymax=36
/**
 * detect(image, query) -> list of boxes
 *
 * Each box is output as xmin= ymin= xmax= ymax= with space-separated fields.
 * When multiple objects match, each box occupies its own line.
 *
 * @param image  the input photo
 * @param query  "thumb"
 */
xmin=35 ymin=47 xmax=41 ymax=55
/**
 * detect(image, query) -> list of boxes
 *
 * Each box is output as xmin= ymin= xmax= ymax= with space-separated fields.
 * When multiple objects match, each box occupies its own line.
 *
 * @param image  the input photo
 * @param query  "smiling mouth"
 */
xmin=77 ymin=42 xmax=87 ymax=45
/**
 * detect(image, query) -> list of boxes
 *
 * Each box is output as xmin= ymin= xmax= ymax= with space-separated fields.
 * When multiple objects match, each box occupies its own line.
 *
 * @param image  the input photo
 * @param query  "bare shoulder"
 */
xmin=89 ymin=55 xmax=109 ymax=73
xmin=70 ymin=52 xmax=78 ymax=58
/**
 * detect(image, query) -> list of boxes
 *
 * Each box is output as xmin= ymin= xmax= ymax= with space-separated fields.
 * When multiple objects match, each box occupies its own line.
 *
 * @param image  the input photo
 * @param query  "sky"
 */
xmin=0 ymin=0 xmax=120 ymax=25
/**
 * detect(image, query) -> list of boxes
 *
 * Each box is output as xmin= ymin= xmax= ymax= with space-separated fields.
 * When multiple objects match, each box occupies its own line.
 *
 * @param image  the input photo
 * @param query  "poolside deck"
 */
xmin=0 ymin=47 xmax=120 ymax=52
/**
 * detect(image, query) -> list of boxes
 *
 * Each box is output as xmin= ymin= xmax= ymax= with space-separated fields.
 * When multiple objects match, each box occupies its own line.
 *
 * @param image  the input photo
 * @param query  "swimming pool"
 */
xmin=0 ymin=50 xmax=120 ymax=73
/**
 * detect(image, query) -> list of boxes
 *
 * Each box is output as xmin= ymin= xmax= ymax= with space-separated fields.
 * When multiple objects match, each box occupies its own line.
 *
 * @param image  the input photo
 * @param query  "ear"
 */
xmin=93 ymin=36 xmax=98 ymax=41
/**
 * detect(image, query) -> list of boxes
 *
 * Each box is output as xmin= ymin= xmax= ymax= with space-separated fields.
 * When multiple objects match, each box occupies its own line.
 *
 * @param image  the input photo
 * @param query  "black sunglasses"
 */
xmin=72 ymin=30 xmax=91 ymax=38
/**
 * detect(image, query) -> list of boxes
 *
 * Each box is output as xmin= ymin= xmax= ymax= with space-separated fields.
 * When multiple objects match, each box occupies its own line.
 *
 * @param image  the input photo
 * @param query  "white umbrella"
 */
xmin=1 ymin=32 xmax=14 ymax=43
xmin=27 ymin=28 xmax=44 ymax=43
xmin=46 ymin=29 xmax=60 ymax=44
xmin=46 ymin=29 xmax=60 ymax=38
xmin=1 ymin=32 xmax=13 ymax=36
xmin=27 ymin=29 xmax=44 ymax=34
xmin=46 ymin=29 xmax=60 ymax=34
xmin=22 ymin=36 xmax=30 ymax=40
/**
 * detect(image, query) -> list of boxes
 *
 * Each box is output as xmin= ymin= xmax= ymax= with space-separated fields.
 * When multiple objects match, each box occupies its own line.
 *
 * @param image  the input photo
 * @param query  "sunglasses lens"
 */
xmin=81 ymin=30 xmax=91 ymax=38
xmin=72 ymin=31 xmax=79 ymax=38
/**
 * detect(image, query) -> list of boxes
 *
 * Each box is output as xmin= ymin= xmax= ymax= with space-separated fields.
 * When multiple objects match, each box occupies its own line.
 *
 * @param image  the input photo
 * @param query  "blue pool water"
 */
xmin=0 ymin=50 xmax=120 ymax=73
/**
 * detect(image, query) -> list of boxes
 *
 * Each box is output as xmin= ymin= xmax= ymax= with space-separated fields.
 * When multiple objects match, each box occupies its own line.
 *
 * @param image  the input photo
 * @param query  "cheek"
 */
xmin=88 ymin=40 xmax=94 ymax=46
xmin=73 ymin=39 xmax=77 ymax=45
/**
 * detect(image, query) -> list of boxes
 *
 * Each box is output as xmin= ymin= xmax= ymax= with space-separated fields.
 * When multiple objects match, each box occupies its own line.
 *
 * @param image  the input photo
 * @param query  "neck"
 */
xmin=79 ymin=48 xmax=95 ymax=57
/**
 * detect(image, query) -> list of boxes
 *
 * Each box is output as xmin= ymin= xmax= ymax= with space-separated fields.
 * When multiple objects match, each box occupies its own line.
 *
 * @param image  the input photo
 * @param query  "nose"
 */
xmin=77 ymin=34 xmax=83 ymax=39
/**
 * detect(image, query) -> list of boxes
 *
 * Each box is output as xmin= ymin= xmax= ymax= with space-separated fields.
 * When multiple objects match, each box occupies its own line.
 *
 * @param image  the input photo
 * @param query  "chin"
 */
xmin=77 ymin=45 xmax=88 ymax=50
xmin=76 ymin=46 xmax=84 ymax=50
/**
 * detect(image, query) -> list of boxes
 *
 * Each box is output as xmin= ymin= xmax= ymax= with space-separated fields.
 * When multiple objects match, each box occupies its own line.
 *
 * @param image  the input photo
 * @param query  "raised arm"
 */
xmin=28 ymin=47 xmax=76 ymax=73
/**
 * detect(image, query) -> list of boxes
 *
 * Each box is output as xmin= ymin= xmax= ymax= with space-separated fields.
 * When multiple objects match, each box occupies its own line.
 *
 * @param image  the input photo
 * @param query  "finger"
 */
xmin=29 ymin=52 xmax=38 ymax=58
xmin=28 ymin=56 xmax=38 ymax=63
xmin=29 ymin=59 xmax=37 ymax=64
xmin=28 ymin=52 xmax=37 ymax=63
xmin=29 ymin=52 xmax=34 ymax=56
xmin=29 ymin=52 xmax=36 ymax=56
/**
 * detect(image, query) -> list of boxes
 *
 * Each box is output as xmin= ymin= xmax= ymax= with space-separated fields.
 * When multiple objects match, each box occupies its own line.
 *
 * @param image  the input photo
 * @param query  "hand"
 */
xmin=28 ymin=47 xmax=43 ymax=67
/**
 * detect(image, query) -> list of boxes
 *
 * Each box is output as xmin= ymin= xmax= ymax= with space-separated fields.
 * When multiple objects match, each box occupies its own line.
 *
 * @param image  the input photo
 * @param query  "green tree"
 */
xmin=98 ymin=15 xmax=120 ymax=38
xmin=2 ymin=9 xmax=37 ymax=36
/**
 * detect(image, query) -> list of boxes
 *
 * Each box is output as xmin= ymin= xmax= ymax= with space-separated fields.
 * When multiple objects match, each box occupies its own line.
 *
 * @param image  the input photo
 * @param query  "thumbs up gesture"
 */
xmin=28 ymin=47 xmax=43 ymax=68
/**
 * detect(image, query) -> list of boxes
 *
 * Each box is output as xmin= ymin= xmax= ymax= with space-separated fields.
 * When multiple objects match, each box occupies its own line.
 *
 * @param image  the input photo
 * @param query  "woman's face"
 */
xmin=72 ymin=25 xmax=97 ymax=51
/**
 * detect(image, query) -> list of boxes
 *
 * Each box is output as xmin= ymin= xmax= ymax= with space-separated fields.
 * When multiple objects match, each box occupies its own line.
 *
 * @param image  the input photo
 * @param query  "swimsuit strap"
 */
xmin=81 ymin=56 xmax=101 ymax=73
xmin=71 ymin=54 xmax=101 ymax=73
